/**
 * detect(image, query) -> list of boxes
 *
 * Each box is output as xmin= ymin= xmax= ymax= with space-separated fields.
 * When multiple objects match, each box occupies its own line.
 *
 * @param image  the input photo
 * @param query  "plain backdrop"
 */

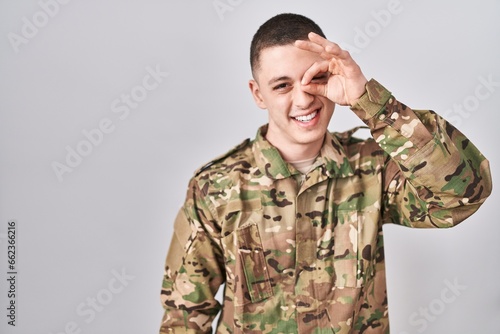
xmin=1 ymin=1 xmax=499 ymax=333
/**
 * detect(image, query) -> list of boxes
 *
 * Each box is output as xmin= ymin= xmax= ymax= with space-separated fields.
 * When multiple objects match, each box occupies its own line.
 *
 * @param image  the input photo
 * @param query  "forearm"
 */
xmin=159 ymin=183 xmax=225 ymax=332
xmin=351 ymin=79 xmax=492 ymax=227
xmin=159 ymin=233 xmax=223 ymax=332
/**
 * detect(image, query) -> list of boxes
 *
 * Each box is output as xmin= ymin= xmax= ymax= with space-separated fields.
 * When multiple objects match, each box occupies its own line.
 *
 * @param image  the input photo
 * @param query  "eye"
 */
xmin=273 ymin=83 xmax=290 ymax=91
xmin=311 ymin=73 xmax=329 ymax=83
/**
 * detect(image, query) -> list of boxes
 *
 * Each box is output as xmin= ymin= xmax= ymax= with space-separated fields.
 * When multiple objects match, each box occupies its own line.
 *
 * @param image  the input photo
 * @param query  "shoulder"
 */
xmin=331 ymin=126 xmax=387 ymax=168
xmin=331 ymin=126 xmax=378 ymax=149
xmin=191 ymin=138 xmax=257 ymax=190
xmin=188 ymin=138 xmax=258 ymax=215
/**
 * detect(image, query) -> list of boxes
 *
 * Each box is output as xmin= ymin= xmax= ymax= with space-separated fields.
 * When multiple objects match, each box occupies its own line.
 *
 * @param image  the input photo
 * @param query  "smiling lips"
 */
xmin=292 ymin=109 xmax=319 ymax=122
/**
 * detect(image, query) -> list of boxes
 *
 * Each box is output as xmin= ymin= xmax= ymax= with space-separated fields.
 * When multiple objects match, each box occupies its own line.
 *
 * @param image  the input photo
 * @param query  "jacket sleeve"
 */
xmin=159 ymin=178 xmax=225 ymax=333
xmin=351 ymin=79 xmax=492 ymax=228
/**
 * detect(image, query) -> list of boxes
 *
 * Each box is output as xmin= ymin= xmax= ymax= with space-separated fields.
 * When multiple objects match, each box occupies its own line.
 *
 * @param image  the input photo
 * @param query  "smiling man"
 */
xmin=159 ymin=13 xmax=491 ymax=333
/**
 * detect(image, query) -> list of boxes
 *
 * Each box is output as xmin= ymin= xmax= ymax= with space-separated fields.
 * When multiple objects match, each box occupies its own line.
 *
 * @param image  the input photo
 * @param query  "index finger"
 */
xmin=301 ymin=60 xmax=330 ymax=86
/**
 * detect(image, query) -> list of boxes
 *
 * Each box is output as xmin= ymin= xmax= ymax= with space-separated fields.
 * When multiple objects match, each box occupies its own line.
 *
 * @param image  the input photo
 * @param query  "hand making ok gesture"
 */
xmin=295 ymin=32 xmax=369 ymax=106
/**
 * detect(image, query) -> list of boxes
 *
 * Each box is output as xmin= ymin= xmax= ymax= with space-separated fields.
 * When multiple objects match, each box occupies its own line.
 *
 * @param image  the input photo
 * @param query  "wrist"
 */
xmin=349 ymin=78 xmax=369 ymax=106
xmin=350 ymin=79 xmax=392 ymax=120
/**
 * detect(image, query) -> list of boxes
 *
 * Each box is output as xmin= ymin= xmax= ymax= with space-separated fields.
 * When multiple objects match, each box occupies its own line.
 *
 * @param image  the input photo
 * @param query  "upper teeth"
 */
xmin=294 ymin=111 xmax=317 ymax=122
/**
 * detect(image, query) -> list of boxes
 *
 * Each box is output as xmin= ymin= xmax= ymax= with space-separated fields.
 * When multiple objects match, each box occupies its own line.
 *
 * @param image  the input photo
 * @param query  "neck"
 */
xmin=266 ymin=136 xmax=324 ymax=162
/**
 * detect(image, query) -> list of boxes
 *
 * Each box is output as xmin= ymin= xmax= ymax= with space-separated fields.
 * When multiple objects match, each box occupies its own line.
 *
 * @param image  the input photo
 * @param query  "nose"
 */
xmin=293 ymin=84 xmax=314 ymax=110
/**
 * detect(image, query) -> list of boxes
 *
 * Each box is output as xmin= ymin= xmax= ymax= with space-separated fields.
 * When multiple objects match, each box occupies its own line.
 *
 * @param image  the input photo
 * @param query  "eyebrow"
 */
xmin=268 ymin=76 xmax=292 ymax=86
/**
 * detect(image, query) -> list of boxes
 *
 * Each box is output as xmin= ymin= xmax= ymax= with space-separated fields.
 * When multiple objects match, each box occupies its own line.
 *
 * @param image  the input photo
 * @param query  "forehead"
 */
xmin=256 ymin=44 xmax=322 ymax=82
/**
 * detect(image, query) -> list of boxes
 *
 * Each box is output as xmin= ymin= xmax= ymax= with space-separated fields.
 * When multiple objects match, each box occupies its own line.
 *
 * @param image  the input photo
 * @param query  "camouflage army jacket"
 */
xmin=159 ymin=80 xmax=491 ymax=333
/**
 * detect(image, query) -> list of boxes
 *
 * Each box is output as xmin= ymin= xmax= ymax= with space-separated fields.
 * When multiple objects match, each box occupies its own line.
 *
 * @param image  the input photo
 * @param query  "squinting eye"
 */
xmin=273 ymin=83 xmax=289 ymax=90
xmin=312 ymin=74 xmax=328 ymax=82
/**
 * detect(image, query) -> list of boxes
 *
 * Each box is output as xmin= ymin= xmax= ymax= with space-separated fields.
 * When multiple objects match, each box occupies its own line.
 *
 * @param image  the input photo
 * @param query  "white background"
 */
xmin=1 ymin=1 xmax=499 ymax=333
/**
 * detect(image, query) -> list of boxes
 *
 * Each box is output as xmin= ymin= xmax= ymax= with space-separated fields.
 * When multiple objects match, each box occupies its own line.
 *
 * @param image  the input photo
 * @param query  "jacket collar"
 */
xmin=252 ymin=125 xmax=354 ymax=181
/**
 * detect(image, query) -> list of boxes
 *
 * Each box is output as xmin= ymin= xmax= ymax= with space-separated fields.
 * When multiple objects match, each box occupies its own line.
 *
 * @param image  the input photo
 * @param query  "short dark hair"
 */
xmin=250 ymin=13 xmax=326 ymax=76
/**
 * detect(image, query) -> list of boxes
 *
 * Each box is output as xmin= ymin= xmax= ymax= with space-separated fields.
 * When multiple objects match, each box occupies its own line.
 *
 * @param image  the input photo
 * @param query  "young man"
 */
xmin=159 ymin=13 xmax=491 ymax=333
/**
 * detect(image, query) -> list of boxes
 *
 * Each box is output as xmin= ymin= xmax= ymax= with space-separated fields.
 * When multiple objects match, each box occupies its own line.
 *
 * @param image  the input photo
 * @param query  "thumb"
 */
xmin=300 ymin=83 xmax=328 ymax=98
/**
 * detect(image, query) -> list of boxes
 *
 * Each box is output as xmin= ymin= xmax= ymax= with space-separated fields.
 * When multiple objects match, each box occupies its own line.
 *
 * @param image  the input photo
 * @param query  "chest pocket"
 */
xmin=237 ymin=223 xmax=273 ymax=303
xmin=222 ymin=221 xmax=273 ymax=307
xmin=220 ymin=195 xmax=273 ymax=307
xmin=333 ymin=210 xmax=377 ymax=288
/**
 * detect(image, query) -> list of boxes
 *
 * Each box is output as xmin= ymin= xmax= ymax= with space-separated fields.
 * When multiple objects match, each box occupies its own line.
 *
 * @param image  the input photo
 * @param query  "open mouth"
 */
xmin=292 ymin=109 xmax=319 ymax=123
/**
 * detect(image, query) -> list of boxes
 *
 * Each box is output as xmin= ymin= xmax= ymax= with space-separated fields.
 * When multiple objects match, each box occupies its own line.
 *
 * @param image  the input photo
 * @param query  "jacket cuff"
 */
xmin=350 ymin=79 xmax=392 ymax=120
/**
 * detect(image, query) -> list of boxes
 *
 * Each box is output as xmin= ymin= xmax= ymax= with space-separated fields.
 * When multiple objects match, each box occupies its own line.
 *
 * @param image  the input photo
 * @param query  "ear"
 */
xmin=248 ymin=79 xmax=267 ymax=110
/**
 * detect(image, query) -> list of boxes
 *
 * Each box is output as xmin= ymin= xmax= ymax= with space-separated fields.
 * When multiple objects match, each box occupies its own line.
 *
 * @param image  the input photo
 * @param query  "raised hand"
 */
xmin=295 ymin=32 xmax=368 ymax=106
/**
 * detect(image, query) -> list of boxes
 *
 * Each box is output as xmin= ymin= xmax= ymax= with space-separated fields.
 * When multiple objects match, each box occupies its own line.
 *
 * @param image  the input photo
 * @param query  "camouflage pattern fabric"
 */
xmin=159 ymin=79 xmax=492 ymax=333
